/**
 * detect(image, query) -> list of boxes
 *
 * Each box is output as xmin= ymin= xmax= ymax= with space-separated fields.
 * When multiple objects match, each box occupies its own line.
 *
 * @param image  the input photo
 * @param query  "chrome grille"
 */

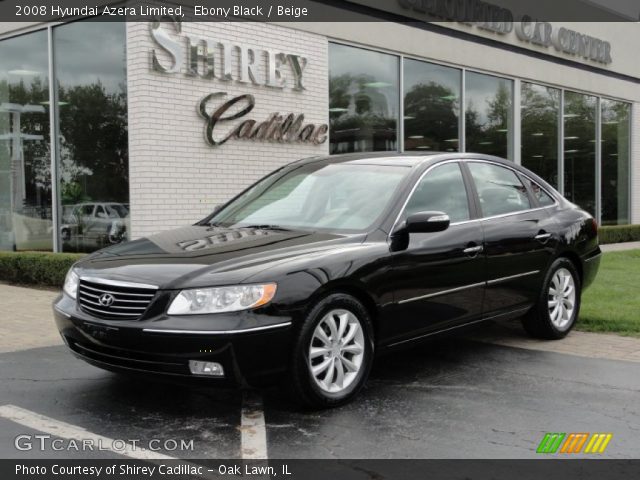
xmin=78 ymin=279 xmax=157 ymax=320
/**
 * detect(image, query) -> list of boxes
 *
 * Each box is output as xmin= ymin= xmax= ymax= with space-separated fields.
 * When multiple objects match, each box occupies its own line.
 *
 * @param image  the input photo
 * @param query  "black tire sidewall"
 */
xmin=290 ymin=293 xmax=374 ymax=408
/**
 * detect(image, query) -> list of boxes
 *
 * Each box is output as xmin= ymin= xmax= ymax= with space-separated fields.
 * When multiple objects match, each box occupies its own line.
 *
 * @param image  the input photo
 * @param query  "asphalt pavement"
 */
xmin=1 ymin=336 xmax=638 ymax=459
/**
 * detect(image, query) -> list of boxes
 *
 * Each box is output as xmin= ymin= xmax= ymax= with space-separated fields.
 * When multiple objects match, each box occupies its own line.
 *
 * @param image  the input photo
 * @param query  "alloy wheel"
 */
xmin=547 ymin=267 xmax=576 ymax=330
xmin=308 ymin=309 xmax=365 ymax=394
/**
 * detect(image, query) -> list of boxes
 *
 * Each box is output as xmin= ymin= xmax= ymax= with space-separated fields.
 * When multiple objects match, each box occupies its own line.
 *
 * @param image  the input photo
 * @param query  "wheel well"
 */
xmin=320 ymin=285 xmax=380 ymax=339
xmin=557 ymin=251 xmax=583 ymax=284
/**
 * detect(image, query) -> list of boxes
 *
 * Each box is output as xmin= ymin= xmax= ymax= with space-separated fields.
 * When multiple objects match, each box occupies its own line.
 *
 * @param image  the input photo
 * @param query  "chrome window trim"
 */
xmin=142 ymin=322 xmax=292 ymax=335
xmin=388 ymin=158 xmax=560 ymax=238
xmin=388 ymin=159 xmax=466 ymax=237
xmin=80 ymin=277 xmax=159 ymax=290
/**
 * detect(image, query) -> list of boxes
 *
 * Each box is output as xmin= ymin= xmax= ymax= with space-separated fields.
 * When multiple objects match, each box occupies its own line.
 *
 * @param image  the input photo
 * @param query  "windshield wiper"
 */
xmin=242 ymin=224 xmax=292 ymax=232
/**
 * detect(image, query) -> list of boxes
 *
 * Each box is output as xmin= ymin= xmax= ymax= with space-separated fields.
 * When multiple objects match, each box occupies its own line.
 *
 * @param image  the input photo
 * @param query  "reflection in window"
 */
xmin=564 ymin=91 xmax=596 ymax=216
xmin=601 ymin=100 xmax=630 ymax=225
xmin=404 ymin=163 xmax=469 ymax=222
xmin=403 ymin=59 xmax=460 ymax=152
xmin=521 ymin=83 xmax=560 ymax=188
xmin=465 ymin=72 xmax=513 ymax=159
xmin=0 ymin=30 xmax=52 ymax=251
xmin=329 ymin=43 xmax=399 ymax=154
xmin=54 ymin=22 xmax=129 ymax=252
xmin=468 ymin=162 xmax=531 ymax=217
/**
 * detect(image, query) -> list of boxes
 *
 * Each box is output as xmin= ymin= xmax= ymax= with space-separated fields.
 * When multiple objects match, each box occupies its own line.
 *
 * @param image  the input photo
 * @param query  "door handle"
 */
xmin=534 ymin=232 xmax=552 ymax=243
xmin=463 ymin=245 xmax=483 ymax=256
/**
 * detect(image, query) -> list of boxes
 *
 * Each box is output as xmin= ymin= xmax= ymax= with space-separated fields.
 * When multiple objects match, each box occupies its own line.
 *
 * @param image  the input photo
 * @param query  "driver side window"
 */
xmin=404 ymin=163 xmax=470 ymax=223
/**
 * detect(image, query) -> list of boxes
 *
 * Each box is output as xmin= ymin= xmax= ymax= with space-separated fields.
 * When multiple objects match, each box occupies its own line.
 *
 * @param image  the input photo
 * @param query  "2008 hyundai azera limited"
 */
xmin=54 ymin=153 xmax=601 ymax=407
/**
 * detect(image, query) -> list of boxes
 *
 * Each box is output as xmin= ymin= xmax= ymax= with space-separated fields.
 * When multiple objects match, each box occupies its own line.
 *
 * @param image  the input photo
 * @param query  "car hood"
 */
xmin=75 ymin=225 xmax=364 ymax=289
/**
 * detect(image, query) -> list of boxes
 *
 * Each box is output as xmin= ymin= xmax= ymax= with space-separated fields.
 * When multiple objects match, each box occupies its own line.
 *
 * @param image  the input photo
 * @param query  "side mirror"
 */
xmin=97 ymin=212 xmax=107 ymax=219
xmin=406 ymin=211 xmax=450 ymax=233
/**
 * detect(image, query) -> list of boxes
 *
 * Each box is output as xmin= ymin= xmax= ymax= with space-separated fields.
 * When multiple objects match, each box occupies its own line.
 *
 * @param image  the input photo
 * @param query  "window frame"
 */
xmin=461 ymin=160 xmax=559 ymax=222
xmin=401 ymin=161 xmax=475 ymax=225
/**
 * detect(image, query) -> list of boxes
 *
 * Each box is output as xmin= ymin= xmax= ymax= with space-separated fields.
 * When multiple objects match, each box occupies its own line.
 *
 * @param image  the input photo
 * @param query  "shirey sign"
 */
xmin=149 ymin=21 xmax=328 ymax=147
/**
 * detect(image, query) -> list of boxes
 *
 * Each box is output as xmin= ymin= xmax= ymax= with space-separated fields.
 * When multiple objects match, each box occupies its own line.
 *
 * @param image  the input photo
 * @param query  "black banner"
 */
xmin=0 ymin=0 xmax=638 ymax=23
xmin=3 ymin=460 xmax=640 ymax=480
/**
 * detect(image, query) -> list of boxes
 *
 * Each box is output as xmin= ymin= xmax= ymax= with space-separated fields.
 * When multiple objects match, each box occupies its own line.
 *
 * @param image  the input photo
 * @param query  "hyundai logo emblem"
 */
xmin=98 ymin=293 xmax=115 ymax=307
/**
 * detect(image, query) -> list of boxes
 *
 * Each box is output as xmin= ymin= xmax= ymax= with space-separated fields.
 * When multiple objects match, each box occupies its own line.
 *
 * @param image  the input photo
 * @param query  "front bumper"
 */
xmin=53 ymin=294 xmax=294 ymax=387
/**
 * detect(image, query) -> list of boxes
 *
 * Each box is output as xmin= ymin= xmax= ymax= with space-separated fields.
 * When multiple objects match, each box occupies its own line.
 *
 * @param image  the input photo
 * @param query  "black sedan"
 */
xmin=53 ymin=153 xmax=601 ymax=408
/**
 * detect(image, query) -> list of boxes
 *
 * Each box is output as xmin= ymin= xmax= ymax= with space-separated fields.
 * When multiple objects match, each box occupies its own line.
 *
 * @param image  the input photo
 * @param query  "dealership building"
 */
xmin=1 ymin=2 xmax=639 ymax=253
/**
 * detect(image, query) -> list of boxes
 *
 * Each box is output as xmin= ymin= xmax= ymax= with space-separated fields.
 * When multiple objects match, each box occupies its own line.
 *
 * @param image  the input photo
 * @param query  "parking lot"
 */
xmin=1 ymin=283 xmax=639 ymax=461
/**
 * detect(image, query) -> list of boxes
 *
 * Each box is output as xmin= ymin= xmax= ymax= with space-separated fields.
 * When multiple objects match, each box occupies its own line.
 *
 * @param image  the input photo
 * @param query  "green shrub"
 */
xmin=0 ymin=251 xmax=85 ymax=287
xmin=599 ymin=225 xmax=640 ymax=245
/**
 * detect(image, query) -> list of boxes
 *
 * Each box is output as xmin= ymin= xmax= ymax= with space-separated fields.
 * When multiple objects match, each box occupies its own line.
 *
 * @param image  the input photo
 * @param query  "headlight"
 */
xmin=63 ymin=269 xmax=79 ymax=299
xmin=167 ymin=283 xmax=277 ymax=315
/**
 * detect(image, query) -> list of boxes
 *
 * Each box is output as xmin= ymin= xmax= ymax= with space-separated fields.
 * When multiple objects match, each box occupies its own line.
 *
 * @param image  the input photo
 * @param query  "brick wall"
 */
xmin=126 ymin=22 xmax=329 ymax=239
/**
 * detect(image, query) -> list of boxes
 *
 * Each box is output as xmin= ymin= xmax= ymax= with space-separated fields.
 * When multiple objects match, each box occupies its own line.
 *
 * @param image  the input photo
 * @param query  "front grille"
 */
xmin=78 ymin=279 xmax=157 ymax=320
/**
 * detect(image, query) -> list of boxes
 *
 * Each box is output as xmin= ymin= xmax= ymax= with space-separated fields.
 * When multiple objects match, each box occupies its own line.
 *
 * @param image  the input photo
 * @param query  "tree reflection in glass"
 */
xmin=329 ymin=44 xmax=399 ymax=154
xmin=403 ymin=59 xmax=460 ymax=152
xmin=465 ymin=71 xmax=513 ymax=159
xmin=564 ymin=91 xmax=596 ymax=216
xmin=521 ymin=82 xmax=560 ymax=187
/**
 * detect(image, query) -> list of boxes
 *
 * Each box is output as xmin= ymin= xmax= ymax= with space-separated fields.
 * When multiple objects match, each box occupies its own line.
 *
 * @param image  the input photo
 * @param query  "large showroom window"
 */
xmin=54 ymin=22 xmax=129 ymax=252
xmin=0 ymin=30 xmax=52 ymax=252
xmin=521 ymin=82 xmax=560 ymax=188
xmin=564 ymin=91 xmax=597 ymax=216
xmin=601 ymin=99 xmax=630 ymax=225
xmin=403 ymin=59 xmax=461 ymax=152
xmin=465 ymin=71 xmax=513 ymax=159
xmin=328 ymin=43 xmax=399 ymax=154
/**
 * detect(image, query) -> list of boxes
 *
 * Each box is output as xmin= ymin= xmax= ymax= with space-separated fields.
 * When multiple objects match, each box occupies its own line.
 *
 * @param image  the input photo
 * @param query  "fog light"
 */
xmin=189 ymin=360 xmax=224 ymax=377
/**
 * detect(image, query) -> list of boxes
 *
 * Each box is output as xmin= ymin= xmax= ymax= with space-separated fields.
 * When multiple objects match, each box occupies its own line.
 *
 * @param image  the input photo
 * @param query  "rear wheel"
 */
xmin=522 ymin=258 xmax=581 ymax=339
xmin=289 ymin=294 xmax=374 ymax=408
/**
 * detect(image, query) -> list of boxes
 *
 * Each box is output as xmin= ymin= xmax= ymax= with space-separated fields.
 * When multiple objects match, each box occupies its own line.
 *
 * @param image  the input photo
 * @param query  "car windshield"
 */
xmin=208 ymin=163 xmax=410 ymax=232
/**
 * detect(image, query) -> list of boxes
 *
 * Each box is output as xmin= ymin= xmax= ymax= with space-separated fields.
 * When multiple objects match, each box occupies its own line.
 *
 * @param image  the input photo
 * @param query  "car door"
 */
xmin=386 ymin=162 xmax=486 ymax=344
xmin=464 ymin=161 xmax=556 ymax=317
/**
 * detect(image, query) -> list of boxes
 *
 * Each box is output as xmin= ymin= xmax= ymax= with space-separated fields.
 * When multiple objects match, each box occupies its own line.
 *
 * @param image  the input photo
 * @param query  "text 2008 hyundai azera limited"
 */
xmin=54 ymin=153 xmax=601 ymax=407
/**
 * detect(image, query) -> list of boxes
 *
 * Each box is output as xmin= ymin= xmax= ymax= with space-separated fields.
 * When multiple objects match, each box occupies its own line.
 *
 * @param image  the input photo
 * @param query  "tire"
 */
xmin=522 ymin=257 xmax=581 ymax=340
xmin=288 ymin=293 xmax=374 ymax=409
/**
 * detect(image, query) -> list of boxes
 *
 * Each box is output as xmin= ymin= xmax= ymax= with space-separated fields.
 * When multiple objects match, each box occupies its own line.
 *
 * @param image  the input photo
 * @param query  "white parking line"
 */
xmin=240 ymin=391 xmax=268 ymax=460
xmin=0 ymin=404 xmax=176 ymax=460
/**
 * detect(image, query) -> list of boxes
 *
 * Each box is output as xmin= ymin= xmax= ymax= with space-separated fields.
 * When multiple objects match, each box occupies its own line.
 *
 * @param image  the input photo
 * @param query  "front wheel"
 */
xmin=522 ymin=258 xmax=581 ymax=339
xmin=289 ymin=294 xmax=374 ymax=409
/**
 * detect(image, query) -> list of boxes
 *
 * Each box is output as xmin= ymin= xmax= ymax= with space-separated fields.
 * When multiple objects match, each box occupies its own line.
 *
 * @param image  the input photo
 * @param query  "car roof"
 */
xmin=297 ymin=152 xmax=514 ymax=168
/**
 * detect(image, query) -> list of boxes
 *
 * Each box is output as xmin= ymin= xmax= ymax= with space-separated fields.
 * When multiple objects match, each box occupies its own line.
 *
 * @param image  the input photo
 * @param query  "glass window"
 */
xmin=601 ymin=99 xmax=630 ymax=225
xmin=521 ymin=177 xmax=556 ymax=207
xmin=468 ymin=162 xmax=531 ymax=217
xmin=403 ymin=59 xmax=461 ymax=152
xmin=54 ymin=22 xmax=129 ymax=252
xmin=0 ymin=30 xmax=52 ymax=252
xmin=211 ymin=163 xmax=410 ymax=232
xmin=564 ymin=91 xmax=596 ymax=216
xmin=521 ymin=82 xmax=560 ymax=188
xmin=465 ymin=72 xmax=513 ymax=158
xmin=404 ymin=163 xmax=470 ymax=223
xmin=329 ymin=43 xmax=399 ymax=154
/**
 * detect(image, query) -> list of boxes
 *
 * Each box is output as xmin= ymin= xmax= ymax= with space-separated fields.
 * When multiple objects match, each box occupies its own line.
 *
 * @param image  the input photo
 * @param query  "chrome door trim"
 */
xmin=142 ymin=322 xmax=292 ymax=335
xmin=487 ymin=270 xmax=540 ymax=286
xmin=397 ymin=281 xmax=486 ymax=305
